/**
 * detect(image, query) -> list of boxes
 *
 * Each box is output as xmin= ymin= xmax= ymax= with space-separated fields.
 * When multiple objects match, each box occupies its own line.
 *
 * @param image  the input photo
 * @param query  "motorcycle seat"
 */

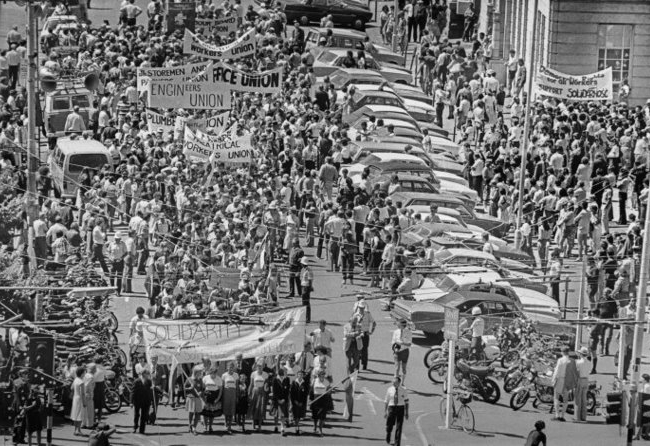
xmin=467 ymin=365 xmax=493 ymax=377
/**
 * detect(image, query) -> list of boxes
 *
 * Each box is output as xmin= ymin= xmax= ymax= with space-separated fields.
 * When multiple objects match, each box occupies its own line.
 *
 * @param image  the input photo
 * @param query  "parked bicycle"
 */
xmin=439 ymin=388 xmax=475 ymax=433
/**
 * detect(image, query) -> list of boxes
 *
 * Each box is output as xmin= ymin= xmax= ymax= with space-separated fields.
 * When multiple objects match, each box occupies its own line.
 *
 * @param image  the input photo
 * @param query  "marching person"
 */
xmin=131 ymin=369 xmax=153 ymax=435
xmin=309 ymin=369 xmax=332 ymax=437
xmin=391 ymin=319 xmax=412 ymax=385
xmin=272 ymin=367 xmax=291 ymax=436
xmin=311 ymin=319 xmax=335 ymax=357
xmin=343 ymin=317 xmax=362 ymax=373
xmin=106 ymin=232 xmax=128 ymax=295
xmin=467 ymin=306 xmax=485 ymax=360
xmin=353 ymin=301 xmax=376 ymax=371
xmin=300 ymin=257 xmax=314 ymax=323
xmin=384 ymin=375 xmax=409 ymax=446
xmin=552 ymin=346 xmax=578 ymax=422
xmin=575 ymin=347 xmax=592 ymax=422
xmin=290 ymin=369 xmax=309 ymax=435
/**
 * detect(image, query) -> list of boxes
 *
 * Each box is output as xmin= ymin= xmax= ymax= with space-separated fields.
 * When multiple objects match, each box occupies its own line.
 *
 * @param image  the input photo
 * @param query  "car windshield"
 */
xmin=68 ymin=154 xmax=108 ymax=175
xmin=318 ymin=52 xmax=339 ymax=64
xmin=365 ymin=58 xmax=380 ymax=69
xmin=359 ymin=154 xmax=381 ymax=166
xmin=430 ymin=275 xmax=456 ymax=291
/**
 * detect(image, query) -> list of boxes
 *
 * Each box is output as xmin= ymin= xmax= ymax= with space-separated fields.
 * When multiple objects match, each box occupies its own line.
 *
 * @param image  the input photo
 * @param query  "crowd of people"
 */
xmin=1 ymin=0 xmax=650 ymax=444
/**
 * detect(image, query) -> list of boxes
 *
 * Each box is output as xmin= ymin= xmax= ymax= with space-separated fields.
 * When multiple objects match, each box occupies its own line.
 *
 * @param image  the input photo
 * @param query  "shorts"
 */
xmin=394 ymin=348 xmax=410 ymax=364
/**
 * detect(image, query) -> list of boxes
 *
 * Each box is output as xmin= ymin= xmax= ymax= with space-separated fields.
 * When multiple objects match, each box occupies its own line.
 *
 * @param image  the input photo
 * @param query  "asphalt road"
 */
xmin=0 ymin=1 xmax=646 ymax=445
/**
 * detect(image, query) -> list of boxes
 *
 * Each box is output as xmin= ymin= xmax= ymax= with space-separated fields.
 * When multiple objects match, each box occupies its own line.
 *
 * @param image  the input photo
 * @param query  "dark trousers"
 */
xmin=551 ymin=280 xmax=560 ymax=303
xmin=386 ymin=405 xmax=405 ymax=446
xmin=623 ymin=345 xmax=633 ymax=379
xmin=94 ymin=381 xmax=105 ymax=421
xmin=329 ymin=239 xmax=340 ymax=271
xmin=289 ymin=270 xmax=302 ymax=296
xmin=8 ymin=65 xmax=19 ymax=89
xmin=360 ymin=332 xmax=370 ymax=369
xmin=93 ymin=244 xmax=109 ymax=274
xmin=317 ymin=231 xmax=328 ymax=258
xmin=301 ymin=288 xmax=311 ymax=323
xmin=133 ymin=403 xmax=150 ymax=433
xmin=346 ymin=345 xmax=360 ymax=373
xmin=137 ymin=248 xmax=149 ymax=274
xmin=407 ymin=17 xmax=417 ymax=42
xmin=123 ymin=255 xmax=134 ymax=293
xmin=341 ymin=252 xmax=354 ymax=281
xmin=34 ymin=236 xmax=47 ymax=267
xmin=110 ymin=260 xmax=125 ymax=294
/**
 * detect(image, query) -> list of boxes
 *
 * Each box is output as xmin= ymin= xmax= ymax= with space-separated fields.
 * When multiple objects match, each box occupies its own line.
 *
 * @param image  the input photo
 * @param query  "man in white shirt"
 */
xmin=353 ymin=303 xmax=376 ymax=371
xmin=468 ymin=307 xmax=485 ymax=359
xmin=391 ymin=319 xmax=412 ymax=384
xmin=311 ymin=319 xmax=335 ymax=357
xmin=552 ymin=346 xmax=577 ymax=421
xmin=64 ymin=106 xmax=86 ymax=134
xmin=574 ymin=347 xmax=592 ymax=422
xmin=92 ymin=219 xmax=109 ymax=274
xmin=384 ymin=375 xmax=409 ymax=446
xmin=106 ymin=232 xmax=128 ymax=295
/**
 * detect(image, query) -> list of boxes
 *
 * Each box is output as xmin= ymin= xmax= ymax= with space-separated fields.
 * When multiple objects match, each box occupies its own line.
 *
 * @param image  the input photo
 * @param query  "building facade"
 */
xmin=489 ymin=0 xmax=650 ymax=105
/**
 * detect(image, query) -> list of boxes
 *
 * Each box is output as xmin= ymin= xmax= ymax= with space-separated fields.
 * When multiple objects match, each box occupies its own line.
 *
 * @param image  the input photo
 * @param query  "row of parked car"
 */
xmin=304 ymin=26 xmax=573 ymax=344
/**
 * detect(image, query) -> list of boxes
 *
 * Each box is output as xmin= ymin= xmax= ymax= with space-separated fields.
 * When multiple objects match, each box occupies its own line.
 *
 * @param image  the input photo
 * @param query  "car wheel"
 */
xmin=300 ymin=16 xmax=309 ymax=26
xmin=353 ymin=19 xmax=365 ymax=30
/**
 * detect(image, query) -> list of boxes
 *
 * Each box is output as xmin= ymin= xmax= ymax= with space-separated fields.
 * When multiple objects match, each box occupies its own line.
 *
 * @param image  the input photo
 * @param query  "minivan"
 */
xmin=49 ymin=137 xmax=112 ymax=198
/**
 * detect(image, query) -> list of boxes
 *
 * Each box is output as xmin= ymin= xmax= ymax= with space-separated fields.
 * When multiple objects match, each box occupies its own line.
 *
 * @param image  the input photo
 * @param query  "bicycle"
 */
xmin=439 ymin=389 xmax=475 ymax=433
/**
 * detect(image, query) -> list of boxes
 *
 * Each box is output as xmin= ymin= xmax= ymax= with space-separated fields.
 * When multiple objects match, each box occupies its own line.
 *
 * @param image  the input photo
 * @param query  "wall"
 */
xmin=547 ymin=0 xmax=650 ymax=104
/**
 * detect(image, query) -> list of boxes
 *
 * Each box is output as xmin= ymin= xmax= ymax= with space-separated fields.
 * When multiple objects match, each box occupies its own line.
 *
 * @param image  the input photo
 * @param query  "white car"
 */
xmin=312 ymin=49 xmax=411 ymax=84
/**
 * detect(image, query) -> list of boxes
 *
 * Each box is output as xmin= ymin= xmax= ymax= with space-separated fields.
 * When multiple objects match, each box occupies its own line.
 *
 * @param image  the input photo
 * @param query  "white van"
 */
xmin=49 ymin=138 xmax=111 ymax=198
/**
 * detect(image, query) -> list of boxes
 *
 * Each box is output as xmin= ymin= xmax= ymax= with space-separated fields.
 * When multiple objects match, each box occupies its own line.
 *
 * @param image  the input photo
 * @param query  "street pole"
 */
xmin=26 ymin=0 xmax=40 ymax=275
xmin=575 ymin=255 xmax=587 ymax=350
xmin=445 ymin=339 xmax=454 ymax=429
xmin=391 ymin=0 xmax=399 ymax=53
xmin=513 ymin=0 xmax=539 ymax=250
xmin=626 ymin=190 xmax=650 ymax=445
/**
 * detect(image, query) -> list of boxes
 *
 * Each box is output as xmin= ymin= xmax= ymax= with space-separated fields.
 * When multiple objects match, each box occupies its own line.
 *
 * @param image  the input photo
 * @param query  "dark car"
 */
xmin=283 ymin=0 xmax=373 ymax=30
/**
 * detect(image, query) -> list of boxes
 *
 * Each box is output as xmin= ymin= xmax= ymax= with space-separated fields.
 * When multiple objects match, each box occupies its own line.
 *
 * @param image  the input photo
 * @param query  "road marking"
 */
xmin=354 ymin=386 xmax=384 ymax=415
xmin=415 ymin=412 xmax=432 ymax=446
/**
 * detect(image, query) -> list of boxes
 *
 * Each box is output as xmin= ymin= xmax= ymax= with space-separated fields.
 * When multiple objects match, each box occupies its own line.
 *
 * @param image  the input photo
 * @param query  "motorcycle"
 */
xmin=424 ymin=334 xmax=501 ymax=369
xmin=450 ymin=359 xmax=501 ymax=404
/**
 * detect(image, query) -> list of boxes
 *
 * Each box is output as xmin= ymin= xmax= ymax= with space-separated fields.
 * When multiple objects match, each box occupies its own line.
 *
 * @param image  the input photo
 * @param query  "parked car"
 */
xmin=312 ymin=49 xmax=411 ymax=83
xmin=322 ymin=68 xmax=386 ymax=89
xmin=282 ymin=0 xmax=373 ymax=29
xmin=40 ymin=15 xmax=82 ymax=55
xmin=417 ymin=235 xmax=535 ymax=266
xmin=391 ymin=191 xmax=508 ymax=237
xmin=305 ymin=27 xmax=405 ymax=65
xmin=391 ymin=289 xmax=571 ymax=343
xmin=432 ymin=247 xmax=537 ymax=277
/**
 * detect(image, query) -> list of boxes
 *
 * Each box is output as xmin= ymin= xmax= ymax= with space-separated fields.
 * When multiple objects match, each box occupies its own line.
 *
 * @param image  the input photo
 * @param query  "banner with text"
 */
xmin=174 ymin=111 xmax=230 ymax=139
xmin=203 ymin=62 xmax=283 ymax=94
xmin=148 ymin=76 xmax=231 ymax=109
xmin=184 ymin=127 xmax=252 ymax=164
xmin=142 ymin=307 xmax=306 ymax=364
xmin=535 ymin=66 xmax=613 ymax=101
xmin=166 ymin=2 xmax=196 ymax=33
xmin=196 ymin=16 xmax=238 ymax=36
xmin=137 ymin=61 xmax=210 ymax=93
xmin=183 ymin=28 xmax=256 ymax=60
xmin=145 ymin=110 xmax=176 ymax=135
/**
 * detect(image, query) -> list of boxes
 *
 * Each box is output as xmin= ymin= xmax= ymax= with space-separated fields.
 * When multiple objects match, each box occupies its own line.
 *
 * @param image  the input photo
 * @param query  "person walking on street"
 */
xmin=392 ymin=319 xmax=412 ymax=385
xmin=552 ymin=346 xmax=578 ymax=421
xmin=131 ymin=370 xmax=153 ymax=434
xmin=309 ymin=369 xmax=332 ymax=437
xmin=574 ymin=347 xmax=592 ymax=422
xmin=287 ymin=238 xmax=304 ymax=297
xmin=384 ymin=375 xmax=409 ymax=446
xmin=311 ymin=319 xmax=335 ymax=357
xmin=290 ymin=370 xmax=309 ymax=435
xmin=353 ymin=302 xmax=376 ymax=371
xmin=343 ymin=317 xmax=362 ymax=373
xmin=106 ymin=232 xmax=127 ymax=295
xmin=300 ymin=257 xmax=313 ymax=323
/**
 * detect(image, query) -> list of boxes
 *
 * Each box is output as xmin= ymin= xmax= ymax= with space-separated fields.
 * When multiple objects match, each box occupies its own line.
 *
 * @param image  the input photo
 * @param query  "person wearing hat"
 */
xmin=574 ymin=346 xmax=592 ymax=422
xmin=465 ymin=306 xmax=485 ymax=360
xmin=353 ymin=301 xmax=376 ymax=371
xmin=106 ymin=232 xmax=128 ymax=296
xmin=288 ymin=238 xmax=304 ymax=297
xmin=300 ymin=257 xmax=314 ymax=323
xmin=391 ymin=319 xmax=412 ymax=385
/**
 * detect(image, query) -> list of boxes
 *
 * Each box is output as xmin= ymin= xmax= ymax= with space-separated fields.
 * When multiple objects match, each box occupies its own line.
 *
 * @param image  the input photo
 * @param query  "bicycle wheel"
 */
xmin=457 ymin=405 xmax=475 ymax=433
xmin=104 ymin=387 xmax=122 ymax=413
xmin=428 ymin=363 xmax=448 ymax=384
xmin=501 ymin=350 xmax=520 ymax=369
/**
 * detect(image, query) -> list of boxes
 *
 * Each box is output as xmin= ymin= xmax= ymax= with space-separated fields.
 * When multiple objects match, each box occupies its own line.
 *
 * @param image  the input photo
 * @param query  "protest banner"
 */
xmin=183 ymin=28 xmax=256 ymax=60
xmin=148 ymin=76 xmax=232 ymax=109
xmin=207 ymin=62 xmax=283 ymax=94
xmin=535 ymin=66 xmax=613 ymax=101
xmin=196 ymin=16 xmax=238 ymax=36
xmin=137 ymin=61 xmax=210 ymax=93
xmin=166 ymin=2 xmax=196 ymax=33
xmin=145 ymin=109 xmax=175 ymax=135
xmin=141 ymin=307 xmax=306 ymax=365
xmin=183 ymin=127 xmax=214 ymax=161
xmin=174 ymin=111 xmax=230 ymax=139
xmin=205 ymin=127 xmax=253 ymax=165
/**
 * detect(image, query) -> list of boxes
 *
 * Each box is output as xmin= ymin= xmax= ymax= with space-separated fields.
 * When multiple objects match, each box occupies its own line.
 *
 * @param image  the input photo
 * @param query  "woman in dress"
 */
xmin=309 ymin=369 xmax=332 ymax=437
xmin=236 ymin=374 xmax=249 ymax=432
xmin=83 ymin=364 xmax=96 ymax=429
xmin=248 ymin=360 xmax=269 ymax=431
xmin=201 ymin=366 xmax=222 ymax=434
xmin=185 ymin=368 xmax=205 ymax=435
xmin=70 ymin=367 xmax=86 ymax=436
xmin=290 ymin=370 xmax=309 ymax=435
xmin=221 ymin=361 xmax=239 ymax=434
xmin=272 ymin=367 xmax=291 ymax=436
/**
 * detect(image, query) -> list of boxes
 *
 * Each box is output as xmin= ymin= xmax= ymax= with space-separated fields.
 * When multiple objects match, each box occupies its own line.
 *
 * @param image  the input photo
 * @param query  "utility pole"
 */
xmin=25 ymin=0 xmax=40 ymax=276
xmin=513 ymin=0 xmax=539 ymax=250
xmin=575 ymin=255 xmax=587 ymax=350
xmin=626 ymin=189 xmax=650 ymax=444
xmin=391 ymin=0 xmax=399 ymax=53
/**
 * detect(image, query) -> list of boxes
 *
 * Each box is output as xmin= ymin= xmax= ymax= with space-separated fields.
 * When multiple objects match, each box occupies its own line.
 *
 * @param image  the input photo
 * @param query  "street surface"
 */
xmin=1 ymin=1 xmax=648 ymax=446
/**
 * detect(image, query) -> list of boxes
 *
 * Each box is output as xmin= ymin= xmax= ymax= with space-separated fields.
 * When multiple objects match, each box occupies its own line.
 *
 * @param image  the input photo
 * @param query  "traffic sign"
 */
xmin=444 ymin=307 xmax=459 ymax=341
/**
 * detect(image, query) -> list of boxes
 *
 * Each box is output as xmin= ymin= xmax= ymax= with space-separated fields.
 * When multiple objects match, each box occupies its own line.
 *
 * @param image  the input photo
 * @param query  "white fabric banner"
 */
xmin=183 ymin=28 xmax=256 ymax=60
xmin=535 ymin=66 xmax=613 ymax=101
xmin=196 ymin=16 xmax=238 ymax=36
xmin=184 ymin=126 xmax=252 ymax=164
xmin=142 ymin=307 xmax=306 ymax=364
xmin=147 ymin=76 xmax=231 ymax=109
xmin=174 ymin=111 xmax=230 ymax=139
xmin=137 ymin=62 xmax=210 ymax=93
xmin=145 ymin=109 xmax=176 ymax=134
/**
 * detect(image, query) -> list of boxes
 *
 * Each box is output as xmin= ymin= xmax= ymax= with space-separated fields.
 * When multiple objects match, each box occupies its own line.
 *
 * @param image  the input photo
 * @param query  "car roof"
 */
xmin=330 ymin=68 xmax=383 ymax=78
xmin=308 ymin=27 xmax=366 ymax=38
xmin=441 ymin=271 xmax=505 ymax=287
xmin=56 ymin=138 xmax=109 ymax=154
xmin=440 ymin=248 xmax=497 ymax=261
xmin=357 ymin=104 xmax=409 ymax=114
xmin=436 ymin=290 xmax=514 ymax=307
xmin=321 ymin=48 xmax=374 ymax=57
xmin=367 ymin=152 xmax=424 ymax=163
xmin=353 ymin=89 xmax=400 ymax=100
xmin=392 ymin=191 xmax=463 ymax=204
xmin=375 ymin=173 xmax=430 ymax=182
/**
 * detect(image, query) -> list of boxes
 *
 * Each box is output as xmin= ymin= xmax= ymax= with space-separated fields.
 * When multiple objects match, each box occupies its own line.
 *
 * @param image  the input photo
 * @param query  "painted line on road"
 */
xmin=415 ymin=412 xmax=432 ymax=446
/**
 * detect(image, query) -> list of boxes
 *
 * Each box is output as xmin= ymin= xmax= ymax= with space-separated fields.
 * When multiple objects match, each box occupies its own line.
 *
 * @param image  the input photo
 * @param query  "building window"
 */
xmin=597 ymin=24 xmax=633 ymax=93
